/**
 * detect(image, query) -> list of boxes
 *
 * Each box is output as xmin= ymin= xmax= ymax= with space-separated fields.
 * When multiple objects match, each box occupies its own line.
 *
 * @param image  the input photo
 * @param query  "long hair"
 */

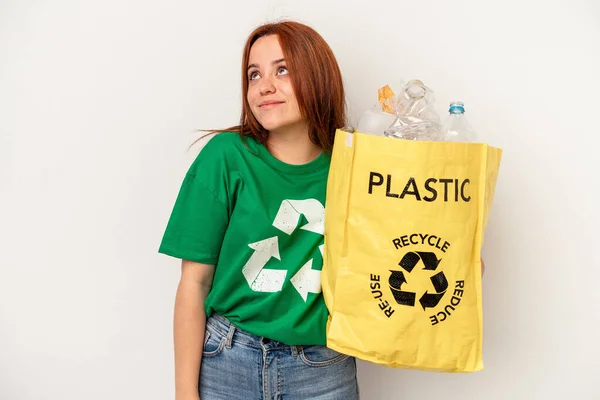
xmin=207 ymin=21 xmax=346 ymax=153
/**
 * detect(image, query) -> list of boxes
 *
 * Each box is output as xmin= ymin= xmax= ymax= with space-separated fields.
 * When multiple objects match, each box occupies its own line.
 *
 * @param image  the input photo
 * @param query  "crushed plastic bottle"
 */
xmin=383 ymin=80 xmax=442 ymax=141
xmin=442 ymin=101 xmax=477 ymax=142
xmin=357 ymin=105 xmax=397 ymax=136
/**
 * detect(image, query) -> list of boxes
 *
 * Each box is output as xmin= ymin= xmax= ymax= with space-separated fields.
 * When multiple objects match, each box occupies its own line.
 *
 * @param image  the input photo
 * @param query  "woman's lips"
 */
xmin=259 ymin=101 xmax=284 ymax=109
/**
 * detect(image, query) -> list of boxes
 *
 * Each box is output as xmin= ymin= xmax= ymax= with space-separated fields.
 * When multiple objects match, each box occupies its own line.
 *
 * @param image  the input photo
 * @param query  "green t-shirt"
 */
xmin=159 ymin=132 xmax=331 ymax=345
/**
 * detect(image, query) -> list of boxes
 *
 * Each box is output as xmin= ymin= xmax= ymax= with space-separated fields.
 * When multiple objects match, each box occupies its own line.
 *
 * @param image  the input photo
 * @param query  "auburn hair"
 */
xmin=208 ymin=21 xmax=346 ymax=153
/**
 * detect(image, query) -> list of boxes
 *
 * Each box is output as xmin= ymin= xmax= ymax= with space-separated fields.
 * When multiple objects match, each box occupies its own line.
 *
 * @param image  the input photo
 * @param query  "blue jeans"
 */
xmin=199 ymin=314 xmax=359 ymax=400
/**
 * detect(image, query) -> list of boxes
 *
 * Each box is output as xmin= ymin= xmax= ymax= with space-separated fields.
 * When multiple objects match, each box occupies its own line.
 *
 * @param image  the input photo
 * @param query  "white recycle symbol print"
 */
xmin=241 ymin=199 xmax=325 ymax=301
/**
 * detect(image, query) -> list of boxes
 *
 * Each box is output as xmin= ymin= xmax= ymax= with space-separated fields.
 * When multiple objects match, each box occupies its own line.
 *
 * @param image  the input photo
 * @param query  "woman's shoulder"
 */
xmin=202 ymin=131 xmax=244 ymax=151
xmin=195 ymin=131 xmax=248 ymax=157
xmin=188 ymin=132 xmax=248 ymax=174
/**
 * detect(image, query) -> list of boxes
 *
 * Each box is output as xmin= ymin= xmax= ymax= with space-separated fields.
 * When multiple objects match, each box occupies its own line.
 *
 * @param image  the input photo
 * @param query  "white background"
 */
xmin=1 ymin=0 xmax=599 ymax=399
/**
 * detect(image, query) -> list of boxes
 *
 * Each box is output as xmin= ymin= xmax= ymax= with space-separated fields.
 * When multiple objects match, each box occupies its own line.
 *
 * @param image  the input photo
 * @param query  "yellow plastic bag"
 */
xmin=323 ymin=129 xmax=502 ymax=372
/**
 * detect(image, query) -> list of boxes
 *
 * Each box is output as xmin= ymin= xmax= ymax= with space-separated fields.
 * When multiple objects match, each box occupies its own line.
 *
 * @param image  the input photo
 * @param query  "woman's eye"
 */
xmin=249 ymin=71 xmax=260 ymax=80
xmin=277 ymin=67 xmax=288 ymax=76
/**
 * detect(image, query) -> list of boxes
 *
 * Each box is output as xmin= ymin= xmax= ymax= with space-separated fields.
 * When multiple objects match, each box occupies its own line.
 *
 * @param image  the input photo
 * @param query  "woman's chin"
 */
xmin=258 ymin=120 xmax=285 ymax=132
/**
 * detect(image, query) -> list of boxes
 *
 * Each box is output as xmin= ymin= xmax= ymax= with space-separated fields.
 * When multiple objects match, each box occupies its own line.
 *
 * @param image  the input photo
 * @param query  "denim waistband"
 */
xmin=206 ymin=313 xmax=301 ymax=353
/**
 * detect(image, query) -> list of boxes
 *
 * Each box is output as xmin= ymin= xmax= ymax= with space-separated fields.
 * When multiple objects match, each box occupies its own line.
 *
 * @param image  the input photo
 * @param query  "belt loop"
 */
xmin=225 ymin=322 xmax=235 ymax=349
xmin=291 ymin=345 xmax=300 ymax=356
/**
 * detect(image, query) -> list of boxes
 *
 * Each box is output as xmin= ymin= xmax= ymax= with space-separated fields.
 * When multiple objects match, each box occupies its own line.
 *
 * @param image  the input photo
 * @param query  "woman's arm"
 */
xmin=174 ymin=260 xmax=215 ymax=400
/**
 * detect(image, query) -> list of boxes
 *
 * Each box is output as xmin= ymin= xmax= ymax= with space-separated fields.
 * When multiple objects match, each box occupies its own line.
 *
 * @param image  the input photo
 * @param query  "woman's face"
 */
xmin=246 ymin=35 xmax=304 ymax=133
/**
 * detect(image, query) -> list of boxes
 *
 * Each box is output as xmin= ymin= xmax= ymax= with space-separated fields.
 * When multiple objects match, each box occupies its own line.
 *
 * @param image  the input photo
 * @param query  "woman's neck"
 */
xmin=266 ymin=122 xmax=321 ymax=165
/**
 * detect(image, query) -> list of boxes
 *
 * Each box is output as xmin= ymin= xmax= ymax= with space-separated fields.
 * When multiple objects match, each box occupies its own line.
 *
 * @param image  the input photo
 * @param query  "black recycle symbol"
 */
xmin=389 ymin=251 xmax=448 ymax=310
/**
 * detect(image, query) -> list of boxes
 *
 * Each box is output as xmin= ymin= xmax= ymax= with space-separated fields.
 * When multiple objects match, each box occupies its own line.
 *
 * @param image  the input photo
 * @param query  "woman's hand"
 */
xmin=176 ymin=395 xmax=200 ymax=400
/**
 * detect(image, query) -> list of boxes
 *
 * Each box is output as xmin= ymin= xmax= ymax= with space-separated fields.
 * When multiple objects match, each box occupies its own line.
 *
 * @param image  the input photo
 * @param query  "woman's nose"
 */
xmin=259 ymin=76 xmax=276 ymax=95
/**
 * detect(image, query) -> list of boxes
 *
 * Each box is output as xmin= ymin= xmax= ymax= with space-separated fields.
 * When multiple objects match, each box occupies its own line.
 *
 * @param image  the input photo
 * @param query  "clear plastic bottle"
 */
xmin=383 ymin=80 xmax=442 ymax=141
xmin=442 ymin=101 xmax=477 ymax=142
xmin=357 ymin=105 xmax=397 ymax=136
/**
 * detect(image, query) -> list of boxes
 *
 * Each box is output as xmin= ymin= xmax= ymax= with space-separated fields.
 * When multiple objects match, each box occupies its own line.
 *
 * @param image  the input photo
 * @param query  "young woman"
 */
xmin=159 ymin=21 xmax=359 ymax=400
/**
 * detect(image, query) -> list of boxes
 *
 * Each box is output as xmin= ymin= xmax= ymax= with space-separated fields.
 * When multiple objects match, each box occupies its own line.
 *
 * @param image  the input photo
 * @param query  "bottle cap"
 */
xmin=449 ymin=101 xmax=465 ymax=114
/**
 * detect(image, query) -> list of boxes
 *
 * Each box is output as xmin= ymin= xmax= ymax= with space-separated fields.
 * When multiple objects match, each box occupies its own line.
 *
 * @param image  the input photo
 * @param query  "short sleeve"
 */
xmin=158 ymin=135 xmax=234 ymax=264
